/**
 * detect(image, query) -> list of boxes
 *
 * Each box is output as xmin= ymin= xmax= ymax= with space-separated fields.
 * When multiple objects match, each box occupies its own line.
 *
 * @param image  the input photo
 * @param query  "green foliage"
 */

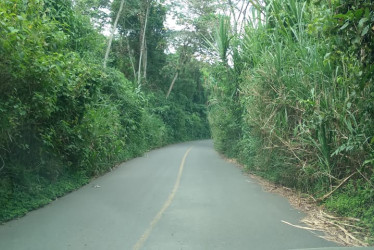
xmin=205 ymin=16 xmax=232 ymax=63
xmin=204 ymin=51 xmax=242 ymax=157
xmin=0 ymin=0 xmax=210 ymax=223
xmin=325 ymin=179 xmax=374 ymax=238
xmin=206 ymin=0 xmax=374 ymax=240
xmin=110 ymin=0 xmax=167 ymax=83
xmin=148 ymin=92 xmax=211 ymax=143
xmin=0 ymin=171 xmax=89 ymax=222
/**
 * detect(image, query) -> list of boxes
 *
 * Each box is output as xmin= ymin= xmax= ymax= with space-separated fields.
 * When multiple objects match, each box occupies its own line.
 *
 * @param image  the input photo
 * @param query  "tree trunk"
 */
xmin=137 ymin=2 xmax=150 ymax=86
xmin=126 ymin=38 xmax=137 ymax=80
xmin=143 ymin=37 xmax=148 ymax=79
xmin=166 ymin=72 xmax=179 ymax=99
xmin=104 ymin=0 xmax=125 ymax=68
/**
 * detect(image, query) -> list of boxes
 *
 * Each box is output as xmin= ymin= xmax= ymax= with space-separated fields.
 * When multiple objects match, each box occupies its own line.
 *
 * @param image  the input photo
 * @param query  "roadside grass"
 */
xmin=0 ymin=172 xmax=89 ymax=223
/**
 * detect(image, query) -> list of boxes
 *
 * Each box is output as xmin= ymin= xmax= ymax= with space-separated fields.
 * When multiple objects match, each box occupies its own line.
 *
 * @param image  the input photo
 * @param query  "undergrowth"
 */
xmin=0 ymin=172 xmax=89 ymax=222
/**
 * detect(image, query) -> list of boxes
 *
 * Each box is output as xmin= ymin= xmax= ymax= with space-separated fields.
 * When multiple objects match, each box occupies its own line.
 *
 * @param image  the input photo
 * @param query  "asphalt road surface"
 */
xmin=0 ymin=140 xmax=339 ymax=250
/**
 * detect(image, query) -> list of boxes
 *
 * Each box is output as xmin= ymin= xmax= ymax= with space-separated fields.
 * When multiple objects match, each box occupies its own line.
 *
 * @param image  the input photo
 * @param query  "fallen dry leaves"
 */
xmin=225 ymin=157 xmax=372 ymax=247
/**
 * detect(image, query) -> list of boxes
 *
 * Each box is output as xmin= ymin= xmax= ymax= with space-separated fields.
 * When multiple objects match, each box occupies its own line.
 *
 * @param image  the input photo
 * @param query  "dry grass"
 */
xmin=225 ymin=157 xmax=372 ymax=247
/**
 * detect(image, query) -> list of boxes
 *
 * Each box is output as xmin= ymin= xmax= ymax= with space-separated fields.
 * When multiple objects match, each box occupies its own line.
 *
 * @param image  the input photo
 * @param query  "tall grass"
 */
xmin=207 ymin=0 xmax=374 ymax=239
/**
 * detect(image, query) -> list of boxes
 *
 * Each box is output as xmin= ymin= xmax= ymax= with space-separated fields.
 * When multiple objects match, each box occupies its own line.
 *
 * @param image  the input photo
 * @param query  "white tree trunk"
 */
xmin=104 ymin=0 xmax=125 ymax=68
xmin=143 ymin=37 xmax=148 ymax=79
xmin=166 ymin=72 xmax=179 ymax=99
xmin=126 ymin=38 xmax=137 ymax=80
xmin=137 ymin=3 xmax=150 ymax=86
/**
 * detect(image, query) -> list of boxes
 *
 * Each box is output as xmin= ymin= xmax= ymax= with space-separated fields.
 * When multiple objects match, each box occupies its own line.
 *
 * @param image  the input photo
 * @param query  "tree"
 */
xmin=166 ymin=35 xmax=195 ymax=98
xmin=104 ymin=0 xmax=125 ymax=68
xmin=74 ymin=0 xmax=111 ymax=32
xmin=137 ymin=0 xmax=151 ymax=86
xmin=110 ymin=0 xmax=167 ymax=85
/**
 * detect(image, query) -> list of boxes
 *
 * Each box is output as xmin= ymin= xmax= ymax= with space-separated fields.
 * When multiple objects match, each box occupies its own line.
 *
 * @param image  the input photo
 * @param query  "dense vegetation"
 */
xmin=0 ymin=0 xmax=210 ymax=222
xmin=1 ymin=0 xmax=373 ymax=243
xmin=205 ymin=0 xmax=374 ymax=241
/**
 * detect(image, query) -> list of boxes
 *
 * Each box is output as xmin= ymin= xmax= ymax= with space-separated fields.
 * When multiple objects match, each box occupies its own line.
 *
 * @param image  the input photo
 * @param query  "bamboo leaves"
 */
xmin=204 ymin=16 xmax=233 ymax=64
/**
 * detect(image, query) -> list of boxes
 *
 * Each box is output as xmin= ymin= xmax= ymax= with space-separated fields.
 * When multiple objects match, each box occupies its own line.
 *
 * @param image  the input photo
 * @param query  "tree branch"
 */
xmin=317 ymin=172 xmax=357 ymax=202
xmin=248 ymin=0 xmax=265 ymax=16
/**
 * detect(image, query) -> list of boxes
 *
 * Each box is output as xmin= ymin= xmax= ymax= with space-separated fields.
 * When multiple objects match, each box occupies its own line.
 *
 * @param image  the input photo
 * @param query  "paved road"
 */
xmin=0 ymin=140 xmax=338 ymax=250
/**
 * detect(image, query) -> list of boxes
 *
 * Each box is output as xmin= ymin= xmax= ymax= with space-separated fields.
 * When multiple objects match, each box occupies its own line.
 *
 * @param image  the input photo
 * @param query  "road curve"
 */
xmin=0 ymin=140 xmax=337 ymax=250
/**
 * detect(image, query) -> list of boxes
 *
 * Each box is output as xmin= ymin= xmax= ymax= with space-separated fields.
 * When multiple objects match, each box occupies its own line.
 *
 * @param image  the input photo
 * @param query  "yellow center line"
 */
xmin=132 ymin=147 xmax=193 ymax=250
